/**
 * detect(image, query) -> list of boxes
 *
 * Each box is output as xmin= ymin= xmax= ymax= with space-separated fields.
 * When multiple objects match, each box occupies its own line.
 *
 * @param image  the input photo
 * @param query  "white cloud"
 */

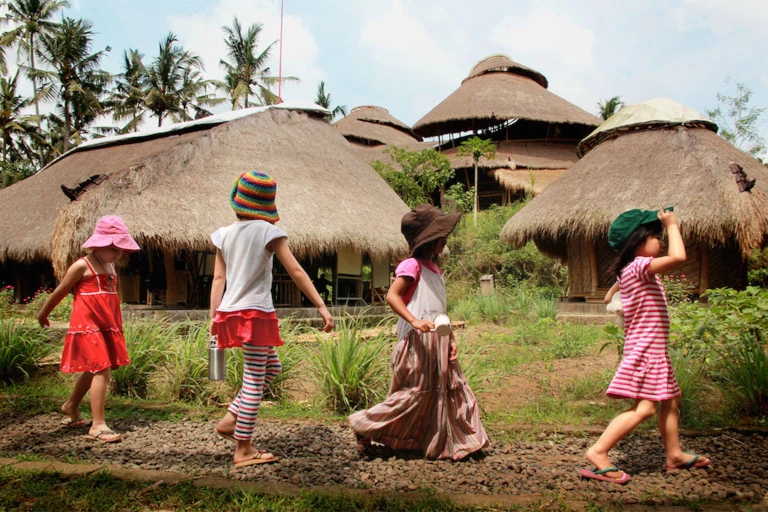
xmin=169 ymin=0 xmax=324 ymax=105
xmin=670 ymin=0 xmax=768 ymax=37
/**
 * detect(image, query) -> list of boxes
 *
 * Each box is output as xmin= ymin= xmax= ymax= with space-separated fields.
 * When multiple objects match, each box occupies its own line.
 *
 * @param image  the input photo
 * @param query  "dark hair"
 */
xmin=412 ymin=240 xmax=439 ymax=261
xmin=610 ymin=222 xmax=663 ymax=279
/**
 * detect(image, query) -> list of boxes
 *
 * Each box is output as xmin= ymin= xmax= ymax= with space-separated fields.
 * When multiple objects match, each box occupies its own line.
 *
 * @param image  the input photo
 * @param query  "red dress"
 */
xmin=60 ymin=258 xmax=130 ymax=373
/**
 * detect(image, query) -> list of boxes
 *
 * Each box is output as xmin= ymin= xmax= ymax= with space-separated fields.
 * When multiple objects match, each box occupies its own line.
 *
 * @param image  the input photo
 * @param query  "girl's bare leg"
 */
xmin=586 ymin=399 xmax=656 ymax=478
xmin=87 ymin=368 xmax=120 ymax=441
xmin=61 ymin=372 xmax=93 ymax=421
xmin=217 ymin=410 xmax=238 ymax=435
xmin=658 ymin=397 xmax=701 ymax=467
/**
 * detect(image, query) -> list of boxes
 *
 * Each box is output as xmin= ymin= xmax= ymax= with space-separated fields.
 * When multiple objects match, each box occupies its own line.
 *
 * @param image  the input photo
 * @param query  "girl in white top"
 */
xmin=210 ymin=171 xmax=333 ymax=468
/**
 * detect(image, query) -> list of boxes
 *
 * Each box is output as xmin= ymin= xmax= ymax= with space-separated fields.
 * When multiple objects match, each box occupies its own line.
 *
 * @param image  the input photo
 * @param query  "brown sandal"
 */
xmin=85 ymin=429 xmax=122 ymax=443
xmin=234 ymin=450 xmax=278 ymax=468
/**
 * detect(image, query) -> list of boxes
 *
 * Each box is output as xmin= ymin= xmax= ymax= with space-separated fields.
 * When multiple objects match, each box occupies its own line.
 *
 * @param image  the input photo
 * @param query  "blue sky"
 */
xmin=11 ymin=0 xmax=768 ymax=149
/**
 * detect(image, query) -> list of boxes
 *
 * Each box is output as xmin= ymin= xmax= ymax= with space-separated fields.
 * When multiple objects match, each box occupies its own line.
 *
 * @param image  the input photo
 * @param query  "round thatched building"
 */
xmin=412 ymin=54 xmax=601 ymax=206
xmin=334 ymin=105 xmax=430 ymax=164
xmin=0 ymin=104 xmax=410 ymax=306
xmin=500 ymin=98 xmax=768 ymax=300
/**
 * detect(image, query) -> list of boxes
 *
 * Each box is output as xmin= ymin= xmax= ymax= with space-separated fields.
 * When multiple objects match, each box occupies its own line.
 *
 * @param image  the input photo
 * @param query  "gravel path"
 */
xmin=1 ymin=413 xmax=766 ymax=507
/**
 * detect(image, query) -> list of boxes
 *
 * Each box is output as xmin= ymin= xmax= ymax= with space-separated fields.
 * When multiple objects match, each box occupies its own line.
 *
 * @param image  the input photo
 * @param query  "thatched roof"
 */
xmin=335 ymin=106 xmax=422 ymax=146
xmin=443 ymin=140 xmax=578 ymax=171
xmin=577 ymin=98 xmax=718 ymax=157
xmin=501 ymin=121 xmax=768 ymax=258
xmin=347 ymin=141 xmax=434 ymax=166
xmin=492 ymin=168 xmax=567 ymax=196
xmin=412 ymin=54 xmax=601 ymax=138
xmin=0 ymin=104 xmax=411 ymax=274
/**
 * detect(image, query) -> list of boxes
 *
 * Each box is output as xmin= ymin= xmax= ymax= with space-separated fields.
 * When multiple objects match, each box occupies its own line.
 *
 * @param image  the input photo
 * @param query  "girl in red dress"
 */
xmin=38 ymin=215 xmax=139 ymax=443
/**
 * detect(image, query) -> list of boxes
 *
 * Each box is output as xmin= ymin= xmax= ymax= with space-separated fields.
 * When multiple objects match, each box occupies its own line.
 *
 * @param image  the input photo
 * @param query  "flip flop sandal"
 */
xmin=234 ymin=450 xmax=278 ymax=468
xmin=85 ymin=429 xmax=122 ymax=444
xmin=61 ymin=417 xmax=91 ymax=428
xmin=664 ymin=452 xmax=711 ymax=471
xmin=216 ymin=429 xmax=237 ymax=444
xmin=578 ymin=466 xmax=631 ymax=484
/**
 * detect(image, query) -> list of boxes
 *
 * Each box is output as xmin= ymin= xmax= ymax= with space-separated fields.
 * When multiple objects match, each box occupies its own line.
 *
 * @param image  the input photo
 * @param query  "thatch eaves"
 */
xmin=501 ymin=125 xmax=768 ymax=258
xmin=443 ymin=140 xmax=578 ymax=171
xmin=412 ymin=54 xmax=601 ymax=138
xmin=577 ymin=98 xmax=718 ymax=157
xmin=0 ymin=105 xmax=411 ymax=274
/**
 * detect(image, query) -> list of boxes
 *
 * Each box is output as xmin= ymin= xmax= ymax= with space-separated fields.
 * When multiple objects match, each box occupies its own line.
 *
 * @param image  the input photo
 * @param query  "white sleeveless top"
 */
xmin=396 ymin=263 xmax=447 ymax=339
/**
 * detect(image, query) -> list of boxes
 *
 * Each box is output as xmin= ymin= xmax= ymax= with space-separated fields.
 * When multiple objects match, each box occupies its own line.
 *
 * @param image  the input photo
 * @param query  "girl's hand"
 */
xmin=449 ymin=339 xmax=458 ymax=361
xmin=318 ymin=306 xmax=334 ymax=332
xmin=38 ymin=313 xmax=49 ymax=328
xmin=657 ymin=209 xmax=677 ymax=227
xmin=411 ymin=319 xmax=434 ymax=332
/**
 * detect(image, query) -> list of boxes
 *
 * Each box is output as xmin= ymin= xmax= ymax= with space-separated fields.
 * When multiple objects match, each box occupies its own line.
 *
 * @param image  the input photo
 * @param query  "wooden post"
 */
xmin=589 ymin=242 xmax=599 ymax=297
xmin=163 ymin=248 xmax=179 ymax=306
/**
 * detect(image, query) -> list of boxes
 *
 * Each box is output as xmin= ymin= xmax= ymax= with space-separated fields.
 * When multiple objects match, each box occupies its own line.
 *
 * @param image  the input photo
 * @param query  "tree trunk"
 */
xmin=29 ymin=36 xmax=45 ymax=165
xmin=63 ymin=96 xmax=71 ymax=154
xmin=473 ymin=161 xmax=478 ymax=226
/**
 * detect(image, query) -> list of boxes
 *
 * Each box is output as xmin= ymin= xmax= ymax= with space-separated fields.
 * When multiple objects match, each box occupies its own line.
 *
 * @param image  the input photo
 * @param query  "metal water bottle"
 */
xmin=208 ymin=336 xmax=226 ymax=381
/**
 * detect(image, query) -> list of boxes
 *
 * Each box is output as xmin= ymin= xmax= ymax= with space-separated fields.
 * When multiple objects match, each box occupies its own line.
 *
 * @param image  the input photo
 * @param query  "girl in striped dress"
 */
xmin=580 ymin=208 xmax=710 ymax=484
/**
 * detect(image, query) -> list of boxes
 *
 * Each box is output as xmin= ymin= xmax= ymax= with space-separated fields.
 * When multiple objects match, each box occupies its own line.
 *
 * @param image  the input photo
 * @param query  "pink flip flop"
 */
xmin=579 ymin=466 xmax=631 ymax=484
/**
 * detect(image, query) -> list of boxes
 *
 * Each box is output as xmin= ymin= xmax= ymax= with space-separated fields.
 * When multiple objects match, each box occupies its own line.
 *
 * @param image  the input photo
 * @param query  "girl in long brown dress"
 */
xmin=349 ymin=205 xmax=489 ymax=460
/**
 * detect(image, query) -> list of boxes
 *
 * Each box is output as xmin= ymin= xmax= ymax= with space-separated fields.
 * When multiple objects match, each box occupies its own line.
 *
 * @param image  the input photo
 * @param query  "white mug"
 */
xmin=433 ymin=314 xmax=452 ymax=337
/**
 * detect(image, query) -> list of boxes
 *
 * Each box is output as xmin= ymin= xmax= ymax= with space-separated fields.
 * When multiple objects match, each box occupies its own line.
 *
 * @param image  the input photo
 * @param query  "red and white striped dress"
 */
xmin=606 ymin=256 xmax=681 ymax=401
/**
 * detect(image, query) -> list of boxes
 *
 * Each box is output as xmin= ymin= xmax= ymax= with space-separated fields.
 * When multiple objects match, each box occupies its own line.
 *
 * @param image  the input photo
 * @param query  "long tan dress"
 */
xmin=348 ymin=264 xmax=489 ymax=460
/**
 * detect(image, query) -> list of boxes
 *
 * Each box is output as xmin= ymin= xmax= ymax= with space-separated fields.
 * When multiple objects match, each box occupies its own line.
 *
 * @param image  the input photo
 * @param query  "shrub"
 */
xmin=262 ymin=320 xmax=308 ymax=401
xmin=111 ymin=320 xmax=173 ymax=398
xmin=533 ymin=297 xmax=558 ymax=320
xmin=306 ymin=315 xmax=391 ymax=414
xmin=26 ymin=288 xmax=73 ymax=322
xmin=670 ymin=348 xmax=709 ymax=426
xmin=155 ymin=322 xmax=221 ymax=404
xmin=717 ymin=331 xmax=768 ymax=417
xmin=449 ymin=297 xmax=478 ymax=323
xmin=0 ymin=320 xmax=53 ymax=384
xmin=478 ymin=294 xmax=509 ymax=324
xmin=548 ymin=324 xmax=595 ymax=359
xmin=0 ymin=286 xmax=15 ymax=318
xmin=662 ymin=274 xmax=696 ymax=305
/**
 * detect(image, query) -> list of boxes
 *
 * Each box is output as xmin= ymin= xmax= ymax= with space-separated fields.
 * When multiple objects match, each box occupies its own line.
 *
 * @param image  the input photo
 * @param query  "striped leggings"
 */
xmin=228 ymin=344 xmax=282 ymax=441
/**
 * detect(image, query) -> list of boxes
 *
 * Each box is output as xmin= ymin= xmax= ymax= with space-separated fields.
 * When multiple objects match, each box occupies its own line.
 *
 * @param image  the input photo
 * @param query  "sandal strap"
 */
xmin=594 ymin=466 xmax=619 ymax=475
xmin=95 ymin=430 xmax=118 ymax=439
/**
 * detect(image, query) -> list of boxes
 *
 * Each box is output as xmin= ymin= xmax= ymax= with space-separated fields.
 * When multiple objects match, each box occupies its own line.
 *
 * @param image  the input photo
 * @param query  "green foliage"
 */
xmin=748 ymin=247 xmax=768 ymax=287
xmin=477 ymin=294 xmax=509 ymax=324
xmin=262 ymin=320 xmax=309 ymax=401
xmin=599 ymin=322 xmax=624 ymax=360
xmin=661 ymin=274 xmax=696 ymax=305
xmin=371 ymin=146 xmax=454 ymax=207
xmin=444 ymin=183 xmax=475 ymax=213
xmin=0 ymin=286 xmax=15 ymax=318
xmin=670 ymin=348 xmax=709 ymax=426
xmin=533 ymin=297 xmax=558 ymax=320
xmin=0 ymin=320 xmax=53 ymax=384
xmin=25 ymin=288 xmax=73 ymax=322
xmin=717 ymin=331 xmax=768 ymax=416
xmin=444 ymin=204 xmax=567 ymax=292
xmin=597 ymin=96 xmax=624 ymax=120
xmin=0 ymin=160 xmax=37 ymax=189
xmin=111 ymin=320 xmax=173 ymax=398
xmin=547 ymin=324 xmax=596 ymax=359
xmin=456 ymin=136 xmax=496 ymax=163
xmin=706 ymin=77 xmax=767 ymax=157
xmin=306 ymin=315 xmax=391 ymax=414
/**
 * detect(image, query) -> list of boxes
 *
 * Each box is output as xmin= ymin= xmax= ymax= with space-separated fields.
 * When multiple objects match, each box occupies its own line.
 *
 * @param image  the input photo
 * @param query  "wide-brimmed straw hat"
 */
xmin=230 ymin=170 xmax=279 ymax=223
xmin=82 ymin=215 xmax=140 ymax=252
xmin=401 ymin=204 xmax=461 ymax=257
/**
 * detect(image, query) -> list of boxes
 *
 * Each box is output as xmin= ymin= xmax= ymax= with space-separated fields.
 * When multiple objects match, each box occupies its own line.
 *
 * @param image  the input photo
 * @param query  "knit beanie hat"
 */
xmin=229 ymin=171 xmax=279 ymax=223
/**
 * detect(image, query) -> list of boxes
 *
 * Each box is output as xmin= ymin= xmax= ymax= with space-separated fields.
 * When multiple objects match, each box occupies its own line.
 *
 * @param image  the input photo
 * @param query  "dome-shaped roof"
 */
xmin=577 ymin=98 xmax=718 ymax=157
xmin=464 ymin=54 xmax=548 ymax=88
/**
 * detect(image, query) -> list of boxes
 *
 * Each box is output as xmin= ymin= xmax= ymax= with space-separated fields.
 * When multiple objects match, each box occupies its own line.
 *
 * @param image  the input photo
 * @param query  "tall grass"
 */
xmin=670 ymin=348 xmax=709 ymax=426
xmin=0 ymin=320 xmax=53 ymax=384
xmin=533 ymin=297 xmax=558 ymax=320
xmin=718 ymin=331 xmax=768 ymax=417
xmin=306 ymin=315 xmax=391 ymax=414
xmin=111 ymin=320 xmax=173 ymax=398
xmin=477 ymin=294 xmax=509 ymax=324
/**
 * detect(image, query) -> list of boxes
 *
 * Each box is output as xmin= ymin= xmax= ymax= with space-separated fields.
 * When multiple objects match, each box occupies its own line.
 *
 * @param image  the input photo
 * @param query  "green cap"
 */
xmin=608 ymin=206 xmax=674 ymax=252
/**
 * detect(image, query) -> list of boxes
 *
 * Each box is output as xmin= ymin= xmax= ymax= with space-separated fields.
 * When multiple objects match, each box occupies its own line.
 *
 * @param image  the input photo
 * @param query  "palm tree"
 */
xmin=144 ymin=32 xmax=204 ymax=127
xmin=315 ymin=81 xmax=347 ymax=121
xmin=220 ymin=16 xmax=297 ymax=109
xmin=0 ymin=71 xmax=45 ymax=162
xmin=108 ymin=48 xmax=147 ymax=133
xmin=173 ymin=65 xmax=224 ymax=122
xmin=0 ymin=0 xmax=71 ymax=131
xmin=36 ymin=17 xmax=110 ymax=153
xmin=597 ymin=96 xmax=624 ymax=120
xmin=457 ymin=137 xmax=496 ymax=226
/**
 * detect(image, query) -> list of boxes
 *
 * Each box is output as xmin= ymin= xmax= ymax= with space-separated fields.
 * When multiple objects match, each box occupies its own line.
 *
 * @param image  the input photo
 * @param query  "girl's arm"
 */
xmin=649 ymin=210 xmax=686 ymax=275
xmin=37 ymin=260 xmax=87 ymax=327
xmin=387 ymin=276 xmax=434 ymax=333
xmin=604 ymin=281 xmax=620 ymax=304
xmin=270 ymin=238 xmax=334 ymax=332
xmin=209 ymin=249 xmax=226 ymax=333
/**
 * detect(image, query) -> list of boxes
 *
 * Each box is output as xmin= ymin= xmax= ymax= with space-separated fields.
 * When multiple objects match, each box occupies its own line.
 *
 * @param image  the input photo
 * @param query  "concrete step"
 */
xmin=556 ymin=312 xmax=618 ymax=325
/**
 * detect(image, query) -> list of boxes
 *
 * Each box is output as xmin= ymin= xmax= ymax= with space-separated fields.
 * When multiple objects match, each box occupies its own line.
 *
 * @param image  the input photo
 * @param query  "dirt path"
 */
xmin=1 ymin=412 xmax=765 ymax=508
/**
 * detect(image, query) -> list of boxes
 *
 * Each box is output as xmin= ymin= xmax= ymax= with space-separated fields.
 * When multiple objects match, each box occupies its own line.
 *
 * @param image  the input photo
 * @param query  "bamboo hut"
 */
xmin=0 ymin=104 xmax=410 ymax=306
xmin=334 ymin=105 xmax=431 ymax=164
xmin=412 ymin=54 xmax=601 ymax=206
xmin=500 ymin=98 xmax=768 ymax=301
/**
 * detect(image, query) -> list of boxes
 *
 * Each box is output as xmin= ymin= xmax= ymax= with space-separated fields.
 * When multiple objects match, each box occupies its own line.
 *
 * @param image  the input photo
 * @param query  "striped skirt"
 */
xmin=348 ymin=330 xmax=489 ymax=460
